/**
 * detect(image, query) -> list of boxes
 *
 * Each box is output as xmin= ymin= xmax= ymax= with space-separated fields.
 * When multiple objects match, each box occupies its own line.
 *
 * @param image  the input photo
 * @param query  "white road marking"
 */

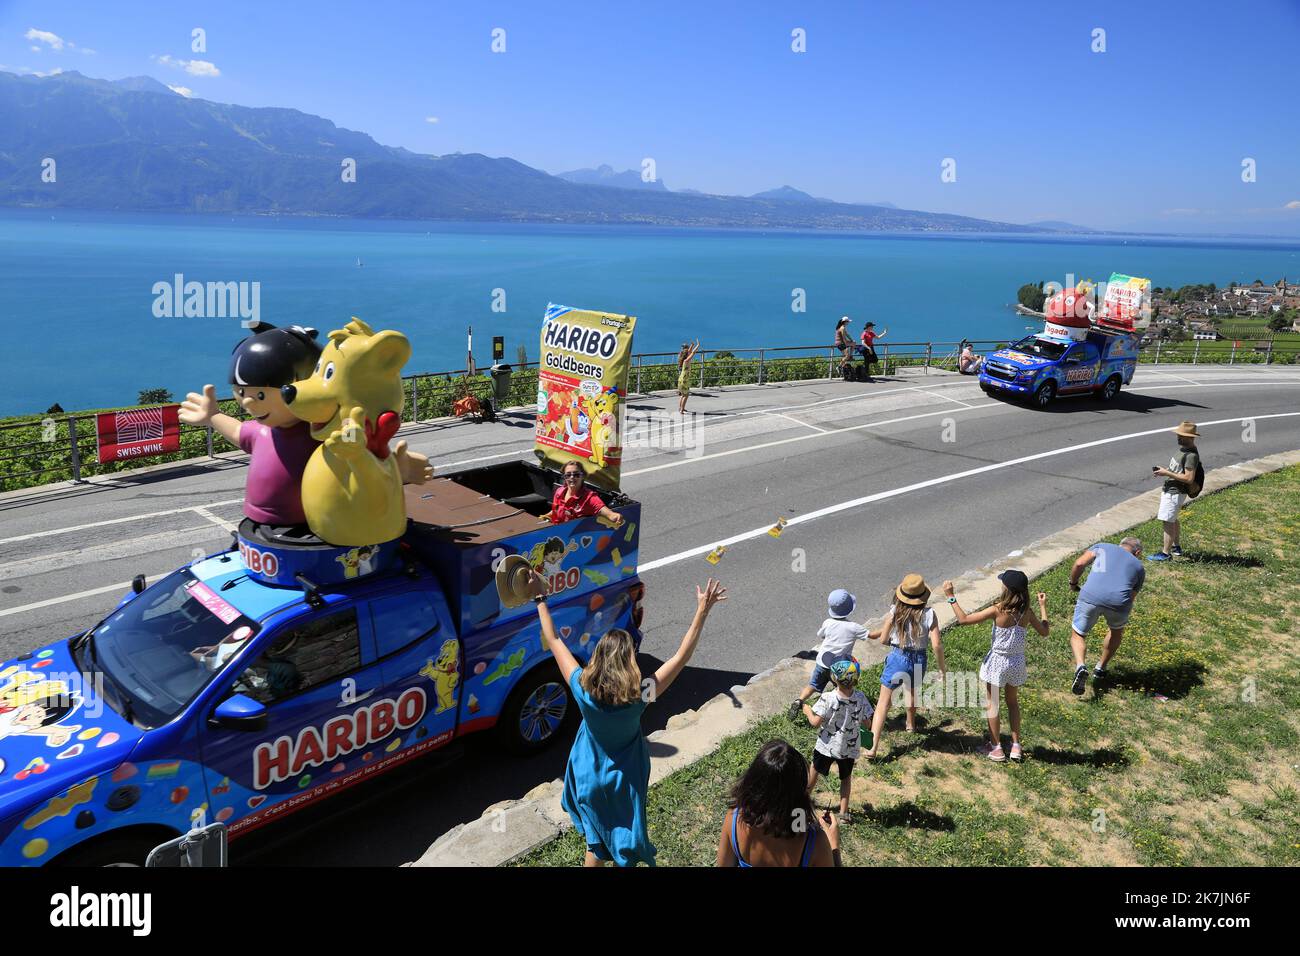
xmin=0 ymin=499 xmax=243 ymax=546
xmin=906 ymin=385 xmax=979 ymax=409
xmin=623 ymin=404 xmax=999 ymax=478
xmin=1151 ymin=371 xmax=1203 ymax=386
xmin=437 ymin=449 xmax=534 ymax=470
xmin=637 ymin=410 xmax=1300 ymax=573
xmin=628 ymin=379 xmax=985 ymax=440
xmin=194 ymin=507 xmax=238 ymax=533
xmin=1128 ymin=380 xmax=1298 ymax=392
xmin=0 ymin=578 xmax=140 ymax=619
xmin=765 ymin=412 xmax=829 ymax=434
xmin=0 ymin=527 xmax=223 ymax=582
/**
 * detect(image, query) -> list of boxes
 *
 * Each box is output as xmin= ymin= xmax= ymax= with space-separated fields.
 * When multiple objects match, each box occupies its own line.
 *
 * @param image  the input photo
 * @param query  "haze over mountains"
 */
xmin=0 ymin=70 xmax=1045 ymax=233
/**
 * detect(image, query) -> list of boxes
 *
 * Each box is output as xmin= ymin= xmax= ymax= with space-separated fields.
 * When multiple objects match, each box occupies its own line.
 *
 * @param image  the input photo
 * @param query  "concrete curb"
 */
xmin=409 ymin=447 xmax=1300 ymax=867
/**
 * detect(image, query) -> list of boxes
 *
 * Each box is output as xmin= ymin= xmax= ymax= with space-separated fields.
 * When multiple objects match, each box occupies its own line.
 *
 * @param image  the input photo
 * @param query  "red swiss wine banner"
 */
xmin=96 ymin=405 xmax=181 ymax=464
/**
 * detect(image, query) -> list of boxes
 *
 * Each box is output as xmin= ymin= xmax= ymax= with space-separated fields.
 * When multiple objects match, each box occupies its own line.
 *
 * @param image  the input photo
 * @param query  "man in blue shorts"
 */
xmin=1067 ymin=537 xmax=1146 ymax=695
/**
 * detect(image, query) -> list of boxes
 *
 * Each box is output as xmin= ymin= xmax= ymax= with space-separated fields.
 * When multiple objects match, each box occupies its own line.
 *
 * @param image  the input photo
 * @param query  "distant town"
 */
xmin=1146 ymin=278 xmax=1300 ymax=344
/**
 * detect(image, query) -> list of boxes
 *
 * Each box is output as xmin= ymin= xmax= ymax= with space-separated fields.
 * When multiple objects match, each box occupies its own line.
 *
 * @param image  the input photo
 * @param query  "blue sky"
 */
xmin=3 ymin=0 xmax=1298 ymax=234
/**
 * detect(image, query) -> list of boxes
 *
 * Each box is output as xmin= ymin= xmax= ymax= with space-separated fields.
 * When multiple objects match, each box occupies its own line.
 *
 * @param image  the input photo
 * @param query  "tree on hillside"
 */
xmin=137 ymin=388 xmax=173 ymax=405
xmin=1268 ymin=313 xmax=1291 ymax=333
xmin=1017 ymin=282 xmax=1046 ymax=312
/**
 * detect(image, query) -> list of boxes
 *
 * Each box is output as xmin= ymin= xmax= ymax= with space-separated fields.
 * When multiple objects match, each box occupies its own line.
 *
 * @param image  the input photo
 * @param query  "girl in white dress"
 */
xmin=941 ymin=570 xmax=1049 ymax=762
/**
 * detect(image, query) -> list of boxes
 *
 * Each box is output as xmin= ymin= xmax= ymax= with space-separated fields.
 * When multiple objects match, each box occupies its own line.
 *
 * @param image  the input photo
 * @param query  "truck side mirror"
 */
xmin=132 ymin=574 xmax=147 ymax=594
xmin=209 ymin=694 xmax=268 ymax=732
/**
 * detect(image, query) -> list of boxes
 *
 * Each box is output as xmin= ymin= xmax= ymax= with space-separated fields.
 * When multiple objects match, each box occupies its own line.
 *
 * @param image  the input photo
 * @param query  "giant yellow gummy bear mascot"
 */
xmin=280 ymin=318 xmax=411 ymax=547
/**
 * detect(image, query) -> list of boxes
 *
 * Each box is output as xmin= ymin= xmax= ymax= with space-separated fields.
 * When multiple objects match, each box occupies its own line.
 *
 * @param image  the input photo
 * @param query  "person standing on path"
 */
xmin=1148 ymin=421 xmax=1202 ymax=561
xmin=677 ymin=340 xmax=701 ymax=415
xmin=1067 ymin=537 xmax=1146 ymax=695
xmin=531 ymin=570 xmax=726 ymax=866
xmin=834 ymin=318 xmax=855 ymax=377
xmin=859 ymin=321 xmax=887 ymax=381
xmin=942 ymin=571 xmax=1049 ymax=762
xmin=716 ymin=739 xmax=840 ymax=867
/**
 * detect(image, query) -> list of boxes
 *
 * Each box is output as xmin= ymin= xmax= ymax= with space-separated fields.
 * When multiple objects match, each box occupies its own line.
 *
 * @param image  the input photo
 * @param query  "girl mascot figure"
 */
xmin=180 ymin=322 xmax=431 ymax=538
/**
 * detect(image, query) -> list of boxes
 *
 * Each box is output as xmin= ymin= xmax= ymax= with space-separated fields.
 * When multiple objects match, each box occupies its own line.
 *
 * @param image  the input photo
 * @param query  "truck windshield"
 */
xmin=87 ymin=568 xmax=260 ymax=727
xmin=1009 ymin=335 xmax=1068 ymax=361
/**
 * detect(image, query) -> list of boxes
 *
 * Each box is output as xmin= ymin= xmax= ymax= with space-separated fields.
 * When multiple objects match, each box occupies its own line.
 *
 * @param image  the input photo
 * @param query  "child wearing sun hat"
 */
xmin=863 ymin=573 xmax=946 ymax=758
xmin=788 ymin=588 xmax=867 ymax=720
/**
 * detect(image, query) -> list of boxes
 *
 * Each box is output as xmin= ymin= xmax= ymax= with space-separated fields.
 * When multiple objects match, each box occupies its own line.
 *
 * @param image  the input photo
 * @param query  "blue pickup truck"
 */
xmin=0 ymin=461 xmax=643 ymax=866
xmin=979 ymin=328 xmax=1140 ymax=409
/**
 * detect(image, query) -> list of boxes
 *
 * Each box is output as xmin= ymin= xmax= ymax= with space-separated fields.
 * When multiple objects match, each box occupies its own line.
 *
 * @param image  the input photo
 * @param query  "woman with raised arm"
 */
xmin=530 ymin=571 xmax=726 ymax=866
xmin=942 ymin=571 xmax=1048 ymax=762
xmin=677 ymin=339 xmax=701 ymax=415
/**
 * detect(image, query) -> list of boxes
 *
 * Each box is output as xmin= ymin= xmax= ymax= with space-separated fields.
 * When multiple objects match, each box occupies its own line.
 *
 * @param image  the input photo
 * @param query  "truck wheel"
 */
xmin=1032 ymin=380 xmax=1057 ymax=409
xmin=51 ymin=831 xmax=168 ymax=867
xmin=498 ymin=664 xmax=575 ymax=754
xmin=1098 ymin=375 xmax=1122 ymax=402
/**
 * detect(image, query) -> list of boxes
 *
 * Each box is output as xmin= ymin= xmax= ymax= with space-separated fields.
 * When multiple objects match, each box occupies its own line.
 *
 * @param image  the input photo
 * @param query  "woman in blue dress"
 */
xmin=528 ymin=571 xmax=727 ymax=866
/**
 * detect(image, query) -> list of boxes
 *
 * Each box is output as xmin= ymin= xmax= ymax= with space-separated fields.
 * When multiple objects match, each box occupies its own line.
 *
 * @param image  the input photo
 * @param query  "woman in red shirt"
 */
xmin=859 ymin=321 xmax=887 ymax=382
xmin=549 ymin=461 xmax=625 ymax=526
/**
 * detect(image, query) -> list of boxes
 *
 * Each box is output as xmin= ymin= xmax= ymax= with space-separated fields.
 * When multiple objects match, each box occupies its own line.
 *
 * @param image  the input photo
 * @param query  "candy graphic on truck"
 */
xmin=534 ymin=304 xmax=636 ymax=489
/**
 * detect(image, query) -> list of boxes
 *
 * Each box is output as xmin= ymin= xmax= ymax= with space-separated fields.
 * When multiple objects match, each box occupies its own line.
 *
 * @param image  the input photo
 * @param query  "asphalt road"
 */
xmin=3 ymin=364 xmax=1298 ymax=864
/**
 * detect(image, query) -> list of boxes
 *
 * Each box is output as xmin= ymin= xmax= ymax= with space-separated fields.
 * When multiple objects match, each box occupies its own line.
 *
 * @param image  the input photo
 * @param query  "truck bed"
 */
xmin=403 ymin=460 xmax=641 ymax=634
xmin=404 ymin=477 xmax=543 ymax=545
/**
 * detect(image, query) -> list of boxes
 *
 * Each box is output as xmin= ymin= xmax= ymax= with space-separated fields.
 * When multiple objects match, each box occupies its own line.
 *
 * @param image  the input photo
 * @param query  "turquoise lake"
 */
xmin=3 ymin=208 xmax=1298 ymax=416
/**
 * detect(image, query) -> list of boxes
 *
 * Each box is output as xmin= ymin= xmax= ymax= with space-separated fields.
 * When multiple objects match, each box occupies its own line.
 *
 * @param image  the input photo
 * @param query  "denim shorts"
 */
xmin=808 ymin=662 xmax=834 ymax=691
xmin=881 ymin=646 xmax=927 ymax=690
xmin=1072 ymin=597 xmax=1131 ymax=634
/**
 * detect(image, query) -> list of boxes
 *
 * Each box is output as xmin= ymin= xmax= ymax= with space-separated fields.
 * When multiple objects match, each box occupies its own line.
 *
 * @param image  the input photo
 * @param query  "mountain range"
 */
xmin=0 ymin=70 xmax=1045 ymax=233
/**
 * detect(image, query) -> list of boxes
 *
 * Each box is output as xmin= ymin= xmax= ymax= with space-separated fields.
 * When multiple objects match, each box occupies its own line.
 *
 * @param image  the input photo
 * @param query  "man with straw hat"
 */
xmin=1148 ymin=421 xmax=1202 ymax=561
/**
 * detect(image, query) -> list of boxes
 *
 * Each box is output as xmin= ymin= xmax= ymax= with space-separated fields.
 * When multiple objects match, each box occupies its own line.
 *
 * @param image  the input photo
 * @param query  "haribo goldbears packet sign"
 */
xmin=534 ymin=303 xmax=637 ymax=490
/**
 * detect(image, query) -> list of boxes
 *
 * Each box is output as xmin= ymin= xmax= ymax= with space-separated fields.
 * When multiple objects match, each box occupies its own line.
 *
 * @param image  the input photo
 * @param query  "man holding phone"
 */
xmin=1149 ymin=421 xmax=1201 ymax=561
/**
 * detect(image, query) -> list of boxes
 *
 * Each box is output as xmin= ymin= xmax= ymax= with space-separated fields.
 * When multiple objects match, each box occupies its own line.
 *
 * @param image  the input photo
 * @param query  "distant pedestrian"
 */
xmin=942 ymin=571 xmax=1049 ymax=762
xmin=834 ymin=318 xmax=855 ymax=377
xmin=1067 ymin=537 xmax=1145 ymax=695
xmin=863 ymin=574 xmax=945 ymax=758
xmin=787 ymin=588 xmax=868 ymax=720
xmin=1148 ymin=421 xmax=1203 ymax=561
xmin=802 ymin=659 xmax=873 ymax=822
xmin=716 ymin=739 xmax=839 ymax=867
xmin=677 ymin=340 xmax=701 ymax=415
xmin=859 ymin=321 xmax=887 ymax=381
xmin=532 ymin=572 xmax=727 ymax=866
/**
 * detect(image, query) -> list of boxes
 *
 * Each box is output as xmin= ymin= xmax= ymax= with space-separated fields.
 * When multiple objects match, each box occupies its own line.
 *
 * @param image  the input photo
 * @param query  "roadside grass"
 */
xmin=517 ymin=464 xmax=1300 ymax=866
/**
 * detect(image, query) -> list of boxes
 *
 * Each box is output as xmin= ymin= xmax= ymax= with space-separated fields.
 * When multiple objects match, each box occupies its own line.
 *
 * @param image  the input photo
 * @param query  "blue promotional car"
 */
xmin=979 ymin=328 xmax=1140 ymax=409
xmin=0 ymin=461 xmax=643 ymax=866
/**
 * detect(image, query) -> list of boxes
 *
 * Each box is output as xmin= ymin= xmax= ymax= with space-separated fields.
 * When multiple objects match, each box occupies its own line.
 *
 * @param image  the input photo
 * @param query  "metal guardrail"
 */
xmin=2 ymin=333 xmax=1296 ymax=492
